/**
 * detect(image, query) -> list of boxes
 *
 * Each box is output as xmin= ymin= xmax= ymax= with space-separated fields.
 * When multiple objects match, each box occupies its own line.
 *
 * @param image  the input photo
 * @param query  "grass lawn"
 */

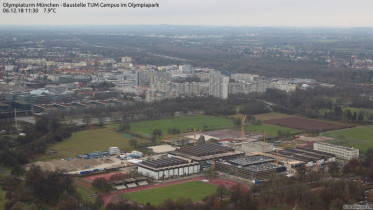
xmin=74 ymin=178 xmax=95 ymax=203
xmin=246 ymin=124 xmax=301 ymax=137
xmin=47 ymin=127 xmax=147 ymax=157
xmin=76 ymin=185 xmax=95 ymax=203
xmin=0 ymin=188 xmax=7 ymax=208
xmin=115 ymin=115 xmax=233 ymax=137
xmin=121 ymin=181 xmax=217 ymax=206
xmin=323 ymin=126 xmax=373 ymax=153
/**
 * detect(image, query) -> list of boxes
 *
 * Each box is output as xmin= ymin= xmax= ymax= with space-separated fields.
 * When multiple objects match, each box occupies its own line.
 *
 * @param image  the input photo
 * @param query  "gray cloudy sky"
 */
xmin=1 ymin=0 xmax=373 ymax=27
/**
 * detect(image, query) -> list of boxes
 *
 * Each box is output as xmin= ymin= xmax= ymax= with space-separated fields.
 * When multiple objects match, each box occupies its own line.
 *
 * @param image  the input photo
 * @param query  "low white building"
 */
xmin=138 ymin=157 xmax=200 ymax=180
xmin=313 ymin=142 xmax=359 ymax=161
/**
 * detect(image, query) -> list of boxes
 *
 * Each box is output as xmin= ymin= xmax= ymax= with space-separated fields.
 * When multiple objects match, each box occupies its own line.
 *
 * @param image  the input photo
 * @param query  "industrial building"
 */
xmin=215 ymin=155 xmax=286 ymax=181
xmin=313 ymin=142 xmax=359 ymax=160
xmin=138 ymin=157 xmax=200 ymax=180
xmin=266 ymin=147 xmax=335 ymax=168
xmin=227 ymin=141 xmax=274 ymax=154
xmin=168 ymin=144 xmax=244 ymax=163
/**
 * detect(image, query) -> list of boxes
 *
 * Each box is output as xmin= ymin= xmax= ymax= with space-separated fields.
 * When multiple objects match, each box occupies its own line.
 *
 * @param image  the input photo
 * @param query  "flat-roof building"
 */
xmin=215 ymin=155 xmax=286 ymax=181
xmin=138 ymin=157 xmax=200 ymax=180
xmin=168 ymin=144 xmax=244 ymax=163
xmin=313 ymin=142 xmax=359 ymax=161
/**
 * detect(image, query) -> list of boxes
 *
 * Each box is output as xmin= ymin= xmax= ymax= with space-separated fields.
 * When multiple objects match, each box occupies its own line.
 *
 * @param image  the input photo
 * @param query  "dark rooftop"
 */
xmin=173 ymin=144 xmax=234 ymax=157
xmin=141 ymin=157 xmax=188 ymax=169
xmin=227 ymin=155 xmax=275 ymax=166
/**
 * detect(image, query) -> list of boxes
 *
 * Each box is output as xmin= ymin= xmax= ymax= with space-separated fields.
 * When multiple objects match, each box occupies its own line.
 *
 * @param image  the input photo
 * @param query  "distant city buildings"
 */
xmin=0 ymin=41 xmax=323 ymax=113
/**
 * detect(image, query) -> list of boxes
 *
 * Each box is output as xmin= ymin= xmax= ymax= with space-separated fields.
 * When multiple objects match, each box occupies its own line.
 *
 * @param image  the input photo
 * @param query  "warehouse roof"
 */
xmin=141 ymin=157 xmax=188 ymax=169
xmin=227 ymin=155 xmax=275 ymax=166
xmin=173 ymin=144 xmax=234 ymax=157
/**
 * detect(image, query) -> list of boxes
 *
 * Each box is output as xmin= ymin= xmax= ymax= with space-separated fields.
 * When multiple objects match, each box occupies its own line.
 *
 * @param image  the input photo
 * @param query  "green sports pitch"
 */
xmin=118 ymin=115 xmax=234 ymax=136
xmin=323 ymin=126 xmax=373 ymax=153
xmin=47 ymin=127 xmax=146 ymax=157
xmin=121 ymin=181 xmax=217 ymax=206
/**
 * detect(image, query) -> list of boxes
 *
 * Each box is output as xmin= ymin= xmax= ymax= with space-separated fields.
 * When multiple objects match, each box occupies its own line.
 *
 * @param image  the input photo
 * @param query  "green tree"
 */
xmin=118 ymin=123 xmax=130 ymax=132
xmin=230 ymin=184 xmax=244 ymax=206
xmin=344 ymin=109 xmax=352 ymax=121
xmin=352 ymin=112 xmax=357 ymax=121
xmin=92 ymin=177 xmax=112 ymax=193
xmin=216 ymin=185 xmax=229 ymax=202
xmin=152 ymin=129 xmax=162 ymax=139
xmin=329 ymin=162 xmax=340 ymax=177
xmin=357 ymin=112 xmax=364 ymax=122
xmin=129 ymin=138 xmax=138 ymax=147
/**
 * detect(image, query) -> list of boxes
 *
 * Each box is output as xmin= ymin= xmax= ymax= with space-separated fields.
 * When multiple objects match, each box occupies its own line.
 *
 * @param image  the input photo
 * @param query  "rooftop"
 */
xmin=173 ymin=144 xmax=234 ymax=157
xmin=245 ymin=163 xmax=284 ymax=172
xmin=227 ymin=155 xmax=275 ymax=166
xmin=141 ymin=157 xmax=188 ymax=169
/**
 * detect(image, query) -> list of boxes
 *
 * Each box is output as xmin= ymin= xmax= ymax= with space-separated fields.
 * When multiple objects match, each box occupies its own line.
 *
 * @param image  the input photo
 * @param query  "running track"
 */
xmin=102 ymin=176 xmax=248 ymax=206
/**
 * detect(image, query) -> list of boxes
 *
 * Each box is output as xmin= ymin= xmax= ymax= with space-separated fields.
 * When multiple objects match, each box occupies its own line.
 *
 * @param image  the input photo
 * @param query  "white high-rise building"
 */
xmin=209 ymin=70 xmax=229 ymax=99
xmin=121 ymin=56 xmax=132 ymax=63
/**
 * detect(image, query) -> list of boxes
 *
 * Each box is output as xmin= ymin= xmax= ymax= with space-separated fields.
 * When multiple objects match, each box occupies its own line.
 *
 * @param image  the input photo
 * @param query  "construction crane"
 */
xmin=276 ymin=148 xmax=279 ymax=165
xmin=241 ymin=115 xmax=247 ymax=143
xmin=14 ymin=108 xmax=18 ymax=131
xmin=242 ymin=114 xmax=267 ymax=152
xmin=194 ymin=128 xmax=197 ymax=146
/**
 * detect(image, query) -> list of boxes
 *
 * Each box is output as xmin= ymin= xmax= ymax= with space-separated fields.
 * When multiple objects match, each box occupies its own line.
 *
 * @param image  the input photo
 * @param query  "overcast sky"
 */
xmin=1 ymin=0 xmax=373 ymax=27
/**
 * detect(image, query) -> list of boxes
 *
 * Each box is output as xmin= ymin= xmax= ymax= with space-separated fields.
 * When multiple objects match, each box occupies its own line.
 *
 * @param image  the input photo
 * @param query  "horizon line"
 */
xmin=0 ymin=24 xmax=373 ymax=29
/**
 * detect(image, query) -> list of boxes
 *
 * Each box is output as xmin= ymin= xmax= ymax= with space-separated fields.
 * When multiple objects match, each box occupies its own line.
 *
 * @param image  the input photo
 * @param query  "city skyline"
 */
xmin=1 ymin=0 xmax=373 ymax=27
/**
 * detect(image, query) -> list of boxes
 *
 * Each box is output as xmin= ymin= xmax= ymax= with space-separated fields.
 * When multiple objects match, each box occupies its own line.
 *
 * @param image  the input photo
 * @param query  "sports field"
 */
xmin=48 ymin=127 xmax=146 ymax=157
xmin=125 ymin=115 xmax=233 ymax=136
xmin=246 ymin=124 xmax=300 ymax=137
xmin=323 ymin=126 xmax=373 ymax=153
xmin=121 ymin=181 xmax=217 ymax=206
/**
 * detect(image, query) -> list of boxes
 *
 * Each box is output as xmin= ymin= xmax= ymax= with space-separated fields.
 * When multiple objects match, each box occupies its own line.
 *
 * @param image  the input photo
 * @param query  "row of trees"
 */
xmin=4 ymin=165 xmax=100 ymax=210
xmin=0 ymin=115 xmax=72 ymax=175
xmin=323 ymin=105 xmax=372 ymax=122
xmin=342 ymin=149 xmax=373 ymax=183
xmin=260 ymin=86 xmax=373 ymax=123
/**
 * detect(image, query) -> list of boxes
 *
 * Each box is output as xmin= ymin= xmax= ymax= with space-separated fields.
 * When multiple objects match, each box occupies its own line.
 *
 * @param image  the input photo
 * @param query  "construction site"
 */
xmin=266 ymin=147 xmax=336 ymax=167
xmin=168 ymin=144 xmax=244 ymax=163
xmin=155 ymin=114 xmax=336 ymax=182
xmin=215 ymin=155 xmax=287 ymax=181
xmin=138 ymin=157 xmax=200 ymax=179
xmin=28 ymin=113 xmax=339 ymax=188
